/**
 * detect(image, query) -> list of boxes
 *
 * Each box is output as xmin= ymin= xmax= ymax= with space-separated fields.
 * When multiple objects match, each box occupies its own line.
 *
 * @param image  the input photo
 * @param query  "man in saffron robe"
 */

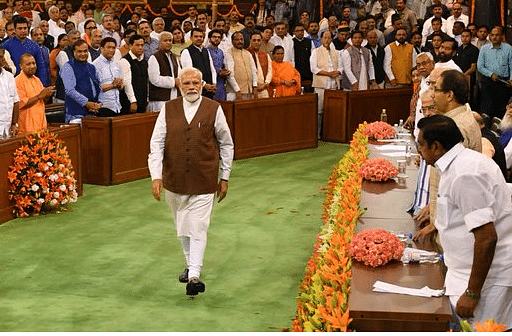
xmin=271 ymin=45 xmax=301 ymax=97
xmin=15 ymin=53 xmax=54 ymax=133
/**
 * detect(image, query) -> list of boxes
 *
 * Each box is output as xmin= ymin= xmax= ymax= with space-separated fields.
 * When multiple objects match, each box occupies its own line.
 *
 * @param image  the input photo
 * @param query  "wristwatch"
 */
xmin=464 ymin=289 xmax=481 ymax=300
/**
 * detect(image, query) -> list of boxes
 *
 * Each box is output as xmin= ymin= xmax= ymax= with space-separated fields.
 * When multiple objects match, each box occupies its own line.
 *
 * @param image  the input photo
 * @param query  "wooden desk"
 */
xmin=230 ymin=94 xmax=318 ymax=159
xmin=348 ymin=142 xmax=452 ymax=331
xmin=0 ymin=125 xmax=82 ymax=224
xmin=323 ymin=88 xmax=413 ymax=143
xmin=81 ymin=113 xmax=158 ymax=185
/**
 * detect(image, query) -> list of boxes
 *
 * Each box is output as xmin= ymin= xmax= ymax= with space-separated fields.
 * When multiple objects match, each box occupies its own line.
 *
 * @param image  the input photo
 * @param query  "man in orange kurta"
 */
xmin=15 ymin=54 xmax=54 ymax=134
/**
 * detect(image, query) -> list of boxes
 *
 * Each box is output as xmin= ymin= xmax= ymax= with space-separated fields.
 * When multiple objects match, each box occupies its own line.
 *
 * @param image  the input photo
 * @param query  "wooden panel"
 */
xmin=322 ymin=88 xmax=413 ymax=143
xmin=0 ymin=125 xmax=82 ymax=225
xmin=110 ymin=113 xmax=158 ymax=184
xmin=347 ymin=88 xmax=413 ymax=140
xmin=323 ymin=89 xmax=348 ymax=142
xmin=81 ymin=117 xmax=111 ymax=185
xmin=232 ymin=94 xmax=318 ymax=159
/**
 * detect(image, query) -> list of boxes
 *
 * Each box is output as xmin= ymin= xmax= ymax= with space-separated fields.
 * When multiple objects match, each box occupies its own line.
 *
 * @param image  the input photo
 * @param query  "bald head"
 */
xmin=428 ymin=67 xmax=449 ymax=87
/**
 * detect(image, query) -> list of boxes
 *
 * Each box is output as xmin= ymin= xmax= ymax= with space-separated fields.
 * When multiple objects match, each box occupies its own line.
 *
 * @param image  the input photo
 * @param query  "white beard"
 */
xmin=500 ymin=114 xmax=512 ymax=132
xmin=182 ymin=91 xmax=200 ymax=103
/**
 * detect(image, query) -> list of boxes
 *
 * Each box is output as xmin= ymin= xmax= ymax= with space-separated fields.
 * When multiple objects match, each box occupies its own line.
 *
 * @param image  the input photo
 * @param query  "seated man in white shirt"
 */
xmin=416 ymin=114 xmax=512 ymax=331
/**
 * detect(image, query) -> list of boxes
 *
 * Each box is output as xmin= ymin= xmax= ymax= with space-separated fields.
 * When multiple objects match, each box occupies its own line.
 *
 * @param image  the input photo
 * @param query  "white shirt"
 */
xmin=0 ymin=69 xmax=19 ymax=128
xmin=435 ymin=143 xmax=512 ymax=296
xmin=147 ymin=52 xmax=181 ymax=102
xmin=224 ymin=48 xmax=258 ymax=91
xmin=180 ymin=46 xmax=217 ymax=85
xmin=414 ymin=76 xmax=430 ymax=138
xmin=445 ymin=14 xmax=469 ymax=37
xmin=150 ymin=30 xmax=162 ymax=41
xmin=383 ymin=41 xmax=418 ymax=81
xmin=310 ymin=47 xmax=338 ymax=89
xmin=48 ymin=19 xmax=65 ymax=48
xmin=148 ymin=96 xmax=234 ymax=181
xmin=118 ymin=50 xmax=146 ymax=104
xmin=435 ymin=59 xmax=462 ymax=72
xmin=421 ymin=16 xmax=447 ymax=46
xmin=339 ymin=47 xmax=375 ymax=87
xmin=269 ymin=34 xmax=294 ymax=65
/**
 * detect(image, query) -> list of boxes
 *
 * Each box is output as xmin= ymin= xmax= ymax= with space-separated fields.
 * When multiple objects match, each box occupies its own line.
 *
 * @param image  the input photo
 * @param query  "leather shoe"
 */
xmin=186 ymin=277 xmax=205 ymax=296
xmin=179 ymin=268 xmax=189 ymax=283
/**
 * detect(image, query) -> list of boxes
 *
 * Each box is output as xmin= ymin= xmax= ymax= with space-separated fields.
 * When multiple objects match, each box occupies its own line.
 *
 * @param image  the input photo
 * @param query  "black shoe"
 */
xmin=179 ymin=268 xmax=189 ymax=283
xmin=186 ymin=277 xmax=205 ymax=296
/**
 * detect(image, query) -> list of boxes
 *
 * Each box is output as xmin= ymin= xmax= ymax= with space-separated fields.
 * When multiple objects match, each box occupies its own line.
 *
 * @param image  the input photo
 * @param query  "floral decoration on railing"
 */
xmin=364 ymin=121 xmax=396 ymax=140
xmin=358 ymin=157 xmax=398 ymax=182
xmin=7 ymin=130 xmax=77 ymax=217
xmin=291 ymin=122 xmax=369 ymax=332
xmin=348 ymin=228 xmax=404 ymax=267
xmin=460 ymin=319 xmax=507 ymax=332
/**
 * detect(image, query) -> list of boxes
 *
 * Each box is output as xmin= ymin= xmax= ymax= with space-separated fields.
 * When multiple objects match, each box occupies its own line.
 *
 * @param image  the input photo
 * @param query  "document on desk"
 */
xmin=374 ymin=144 xmax=407 ymax=151
xmin=373 ymin=281 xmax=444 ymax=297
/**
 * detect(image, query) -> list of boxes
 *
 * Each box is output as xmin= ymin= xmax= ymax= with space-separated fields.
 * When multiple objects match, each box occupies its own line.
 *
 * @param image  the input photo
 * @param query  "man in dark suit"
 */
xmin=366 ymin=30 xmax=385 ymax=87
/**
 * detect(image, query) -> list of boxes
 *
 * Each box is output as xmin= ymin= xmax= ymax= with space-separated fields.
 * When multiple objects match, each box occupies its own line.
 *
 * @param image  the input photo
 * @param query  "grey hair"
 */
xmin=417 ymin=51 xmax=434 ymax=62
xmin=67 ymin=29 xmax=80 ymax=37
xmin=48 ymin=5 xmax=58 ymax=14
xmin=152 ymin=17 xmax=164 ymax=25
xmin=178 ymin=67 xmax=203 ymax=81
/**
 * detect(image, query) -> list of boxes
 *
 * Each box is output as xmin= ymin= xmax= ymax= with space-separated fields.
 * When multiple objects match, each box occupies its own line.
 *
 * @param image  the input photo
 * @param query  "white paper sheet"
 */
xmin=374 ymin=144 xmax=407 ymax=151
xmin=381 ymin=152 xmax=407 ymax=157
xmin=373 ymin=281 xmax=444 ymax=297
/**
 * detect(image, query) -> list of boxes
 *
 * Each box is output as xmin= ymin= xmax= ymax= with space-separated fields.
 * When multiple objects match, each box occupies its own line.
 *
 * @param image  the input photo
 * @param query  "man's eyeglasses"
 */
xmin=86 ymin=26 xmax=97 ymax=30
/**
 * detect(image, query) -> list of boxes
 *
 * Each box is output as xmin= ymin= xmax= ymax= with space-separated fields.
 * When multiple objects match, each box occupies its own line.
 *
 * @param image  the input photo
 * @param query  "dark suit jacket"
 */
xmin=366 ymin=44 xmax=385 ymax=84
xmin=43 ymin=34 xmax=54 ymax=52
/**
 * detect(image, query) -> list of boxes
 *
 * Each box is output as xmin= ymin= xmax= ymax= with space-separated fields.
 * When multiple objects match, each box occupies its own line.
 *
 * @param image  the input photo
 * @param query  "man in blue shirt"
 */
xmin=60 ymin=39 xmax=102 ymax=123
xmin=92 ymin=37 xmax=123 ymax=117
xmin=1 ymin=15 xmax=50 ymax=87
xmin=477 ymin=25 xmax=512 ymax=120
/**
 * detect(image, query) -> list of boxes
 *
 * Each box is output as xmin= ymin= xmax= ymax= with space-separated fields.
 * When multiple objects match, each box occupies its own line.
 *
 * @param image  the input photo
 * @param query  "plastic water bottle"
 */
xmin=398 ymin=119 xmax=404 ymax=133
xmin=380 ymin=108 xmax=387 ymax=122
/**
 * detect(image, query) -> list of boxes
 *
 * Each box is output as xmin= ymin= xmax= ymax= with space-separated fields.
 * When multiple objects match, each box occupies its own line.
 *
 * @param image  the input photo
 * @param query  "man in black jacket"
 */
xmin=365 ymin=30 xmax=385 ymax=87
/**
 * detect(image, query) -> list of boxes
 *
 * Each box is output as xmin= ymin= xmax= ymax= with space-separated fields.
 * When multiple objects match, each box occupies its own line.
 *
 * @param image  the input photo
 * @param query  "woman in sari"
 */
xmin=171 ymin=27 xmax=191 ymax=62
xmin=49 ymin=33 xmax=68 ymax=86
xmin=270 ymin=45 xmax=301 ymax=97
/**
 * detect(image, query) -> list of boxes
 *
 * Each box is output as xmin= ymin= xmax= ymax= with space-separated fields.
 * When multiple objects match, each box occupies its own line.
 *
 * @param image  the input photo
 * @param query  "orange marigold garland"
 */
xmin=292 ymin=123 xmax=368 ymax=332
xmin=7 ymin=130 xmax=78 ymax=217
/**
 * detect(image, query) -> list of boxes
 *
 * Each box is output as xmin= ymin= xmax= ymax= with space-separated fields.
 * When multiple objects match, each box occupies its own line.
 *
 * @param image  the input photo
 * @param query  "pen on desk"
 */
xmin=198 ymin=122 xmax=201 ymax=128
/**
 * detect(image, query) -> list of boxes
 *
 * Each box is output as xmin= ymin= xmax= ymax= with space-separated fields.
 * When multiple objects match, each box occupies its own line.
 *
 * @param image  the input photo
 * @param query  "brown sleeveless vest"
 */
xmin=162 ymin=97 xmax=220 ymax=195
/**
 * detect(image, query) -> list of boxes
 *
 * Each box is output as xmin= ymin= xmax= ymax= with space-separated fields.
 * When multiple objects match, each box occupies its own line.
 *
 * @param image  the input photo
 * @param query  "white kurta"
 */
xmin=0 ymin=69 xmax=20 ymax=135
xmin=148 ymin=96 xmax=234 ymax=240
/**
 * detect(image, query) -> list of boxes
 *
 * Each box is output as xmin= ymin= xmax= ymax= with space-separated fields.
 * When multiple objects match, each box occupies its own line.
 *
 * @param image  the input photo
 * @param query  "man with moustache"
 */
xmin=119 ymin=34 xmax=148 ymax=114
xmin=365 ymin=29 xmax=385 ymax=88
xmin=148 ymin=67 xmax=234 ymax=296
xmin=247 ymin=32 xmax=273 ymax=98
xmin=384 ymin=27 xmax=416 ymax=86
xmin=224 ymin=31 xmax=257 ymax=101
xmin=181 ymin=28 xmax=217 ymax=99
xmin=15 ymin=53 xmax=54 ymax=133
xmin=60 ymin=39 xmax=102 ymax=123
xmin=340 ymin=30 xmax=378 ymax=91
xmin=436 ymin=38 xmax=462 ymax=71
xmin=148 ymin=32 xmax=181 ymax=112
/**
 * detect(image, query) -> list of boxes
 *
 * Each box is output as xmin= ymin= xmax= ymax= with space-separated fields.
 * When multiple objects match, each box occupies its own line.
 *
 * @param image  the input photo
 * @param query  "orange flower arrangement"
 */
xmin=349 ymin=228 xmax=404 ymax=267
xmin=364 ymin=121 xmax=396 ymax=140
xmin=7 ymin=130 xmax=77 ymax=217
xmin=358 ymin=158 xmax=398 ymax=182
xmin=292 ymin=123 xmax=369 ymax=332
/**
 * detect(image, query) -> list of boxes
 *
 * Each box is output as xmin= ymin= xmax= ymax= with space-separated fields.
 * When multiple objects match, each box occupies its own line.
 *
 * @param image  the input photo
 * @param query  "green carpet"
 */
xmin=0 ymin=142 xmax=347 ymax=332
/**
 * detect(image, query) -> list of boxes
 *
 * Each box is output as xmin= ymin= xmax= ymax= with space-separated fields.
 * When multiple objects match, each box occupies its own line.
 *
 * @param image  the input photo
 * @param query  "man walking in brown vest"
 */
xmin=148 ymin=67 xmax=234 ymax=296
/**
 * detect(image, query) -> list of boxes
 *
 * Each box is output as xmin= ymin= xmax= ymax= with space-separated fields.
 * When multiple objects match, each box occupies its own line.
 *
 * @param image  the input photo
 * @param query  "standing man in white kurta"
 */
xmin=148 ymin=67 xmax=234 ymax=296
